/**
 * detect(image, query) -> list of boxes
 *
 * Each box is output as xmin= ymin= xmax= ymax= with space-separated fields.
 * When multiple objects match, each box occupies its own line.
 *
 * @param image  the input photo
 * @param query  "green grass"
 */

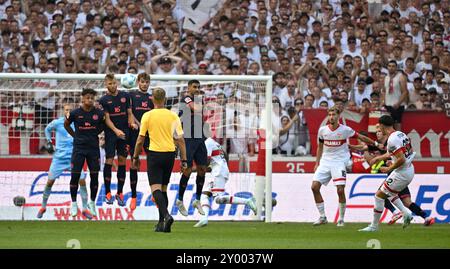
xmin=1 ymin=221 xmax=449 ymax=249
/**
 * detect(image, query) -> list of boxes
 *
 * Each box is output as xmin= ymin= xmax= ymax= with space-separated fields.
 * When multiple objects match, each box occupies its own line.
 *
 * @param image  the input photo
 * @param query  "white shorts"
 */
xmin=313 ymin=161 xmax=347 ymax=186
xmin=380 ymin=164 xmax=414 ymax=197
xmin=205 ymin=166 xmax=229 ymax=197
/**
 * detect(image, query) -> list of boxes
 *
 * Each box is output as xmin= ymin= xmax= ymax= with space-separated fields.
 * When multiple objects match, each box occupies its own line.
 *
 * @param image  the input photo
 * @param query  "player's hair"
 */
xmin=152 ymin=87 xmax=166 ymax=102
xmin=379 ymin=115 xmax=394 ymax=127
xmin=104 ymin=73 xmax=116 ymax=81
xmin=327 ymin=106 xmax=340 ymax=114
xmin=137 ymin=73 xmax=150 ymax=81
xmin=188 ymin=79 xmax=200 ymax=87
xmin=81 ymin=88 xmax=97 ymax=96
xmin=63 ymin=103 xmax=73 ymax=109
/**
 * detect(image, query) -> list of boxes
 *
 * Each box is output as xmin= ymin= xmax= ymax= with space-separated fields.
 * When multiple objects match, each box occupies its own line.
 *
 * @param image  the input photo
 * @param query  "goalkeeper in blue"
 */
xmin=37 ymin=104 xmax=92 ymax=219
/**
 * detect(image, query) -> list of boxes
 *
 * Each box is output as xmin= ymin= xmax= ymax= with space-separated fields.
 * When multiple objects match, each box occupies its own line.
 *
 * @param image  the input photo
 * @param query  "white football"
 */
xmin=121 ymin=73 xmax=137 ymax=88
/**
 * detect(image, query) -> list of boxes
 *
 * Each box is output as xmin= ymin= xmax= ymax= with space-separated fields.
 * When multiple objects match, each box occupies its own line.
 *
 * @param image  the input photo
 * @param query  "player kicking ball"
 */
xmin=312 ymin=107 xmax=380 ymax=227
xmin=194 ymin=135 xmax=257 ymax=228
xmin=37 ymin=104 xmax=91 ymax=219
xmin=359 ymin=115 xmax=414 ymax=232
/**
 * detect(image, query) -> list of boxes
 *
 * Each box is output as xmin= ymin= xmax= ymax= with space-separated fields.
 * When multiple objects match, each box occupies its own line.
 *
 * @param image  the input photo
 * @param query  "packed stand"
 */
xmin=0 ymin=0 xmax=449 ymax=156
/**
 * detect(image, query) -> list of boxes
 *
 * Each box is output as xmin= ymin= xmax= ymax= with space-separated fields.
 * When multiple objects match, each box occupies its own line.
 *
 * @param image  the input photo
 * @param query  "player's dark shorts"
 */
xmin=71 ymin=148 xmax=100 ymax=173
xmin=185 ymin=138 xmax=208 ymax=167
xmin=105 ymin=130 xmax=129 ymax=158
xmin=146 ymin=151 xmax=176 ymax=185
xmin=128 ymin=129 xmax=150 ymax=156
xmin=385 ymin=105 xmax=405 ymax=123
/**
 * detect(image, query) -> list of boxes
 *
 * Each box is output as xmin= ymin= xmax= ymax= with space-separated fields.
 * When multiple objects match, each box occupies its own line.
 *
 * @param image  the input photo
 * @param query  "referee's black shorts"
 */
xmin=146 ymin=151 xmax=176 ymax=185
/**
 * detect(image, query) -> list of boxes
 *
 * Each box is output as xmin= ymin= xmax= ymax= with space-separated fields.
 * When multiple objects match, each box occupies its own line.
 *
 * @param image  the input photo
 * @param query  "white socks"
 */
xmin=200 ymin=194 xmax=210 ymax=221
xmin=338 ymin=203 xmax=346 ymax=221
xmin=79 ymin=185 xmax=88 ymax=209
xmin=389 ymin=196 xmax=412 ymax=216
xmin=42 ymin=185 xmax=52 ymax=208
xmin=316 ymin=202 xmax=326 ymax=218
xmin=371 ymin=196 xmax=385 ymax=228
xmin=216 ymin=195 xmax=248 ymax=205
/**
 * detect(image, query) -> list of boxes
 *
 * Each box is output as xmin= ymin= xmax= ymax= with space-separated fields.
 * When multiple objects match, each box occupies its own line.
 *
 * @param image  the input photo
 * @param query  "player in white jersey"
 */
xmin=312 ymin=107 xmax=380 ymax=227
xmin=193 ymin=136 xmax=257 ymax=228
xmin=359 ymin=115 xmax=414 ymax=232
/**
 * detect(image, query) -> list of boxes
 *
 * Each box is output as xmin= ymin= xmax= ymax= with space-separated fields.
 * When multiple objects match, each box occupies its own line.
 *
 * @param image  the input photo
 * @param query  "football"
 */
xmin=120 ymin=73 xmax=137 ymax=89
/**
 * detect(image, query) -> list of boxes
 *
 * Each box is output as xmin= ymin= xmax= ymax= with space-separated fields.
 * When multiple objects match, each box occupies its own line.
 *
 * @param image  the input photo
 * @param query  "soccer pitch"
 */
xmin=1 ymin=221 xmax=449 ymax=249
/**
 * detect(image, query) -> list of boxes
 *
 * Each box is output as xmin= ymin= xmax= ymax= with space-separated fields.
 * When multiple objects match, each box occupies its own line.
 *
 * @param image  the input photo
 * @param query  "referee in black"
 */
xmin=131 ymin=87 xmax=187 ymax=233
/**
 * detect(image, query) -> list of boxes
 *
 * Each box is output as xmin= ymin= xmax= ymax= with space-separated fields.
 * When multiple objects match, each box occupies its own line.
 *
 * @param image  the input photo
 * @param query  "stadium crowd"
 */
xmin=0 ymin=0 xmax=449 ymax=156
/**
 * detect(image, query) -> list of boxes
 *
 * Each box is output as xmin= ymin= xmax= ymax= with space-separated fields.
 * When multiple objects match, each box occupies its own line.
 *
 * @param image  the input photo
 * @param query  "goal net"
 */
xmin=0 ymin=73 xmax=274 ymax=222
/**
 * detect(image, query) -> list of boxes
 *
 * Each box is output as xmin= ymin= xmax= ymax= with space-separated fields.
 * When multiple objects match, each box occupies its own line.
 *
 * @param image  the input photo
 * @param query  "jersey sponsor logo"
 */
xmin=78 ymin=116 xmax=83 ymax=119
xmin=107 ymin=101 xmax=112 ymax=104
xmin=93 ymin=114 xmax=98 ymax=120
xmin=121 ymin=98 xmax=126 ymax=103
xmin=323 ymin=139 xmax=345 ymax=147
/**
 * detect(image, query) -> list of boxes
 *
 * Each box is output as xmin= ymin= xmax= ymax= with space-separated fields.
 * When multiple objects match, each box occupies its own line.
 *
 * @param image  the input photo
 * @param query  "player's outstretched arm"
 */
xmin=348 ymin=143 xmax=368 ymax=151
xmin=380 ymin=150 xmax=406 ymax=174
xmin=64 ymin=118 xmax=75 ymax=138
xmin=356 ymin=133 xmax=379 ymax=149
xmin=368 ymin=152 xmax=391 ymax=166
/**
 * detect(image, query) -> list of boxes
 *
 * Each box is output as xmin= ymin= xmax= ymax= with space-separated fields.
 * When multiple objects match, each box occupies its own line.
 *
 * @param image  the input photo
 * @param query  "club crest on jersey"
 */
xmin=121 ymin=97 xmax=126 ymax=103
xmin=114 ymin=107 xmax=121 ymax=113
xmin=85 ymin=122 xmax=91 ymax=127
xmin=93 ymin=114 xmax=98 ymax=120
xmin=142 ymin=102 xmax=147 ymax=107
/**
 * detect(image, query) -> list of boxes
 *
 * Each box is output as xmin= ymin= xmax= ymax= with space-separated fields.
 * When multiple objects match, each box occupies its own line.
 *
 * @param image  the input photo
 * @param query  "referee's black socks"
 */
xmin=178 ymin=174 xmax=190 ymax=201
xmin=130 ymin=169 xmax=138 ymax=198
xmin=158 ymin=192 xmax=169 ymax=223
xmin=153 ymin=190 xmax=169 ymax=218
xmin=195 ymin=175 xmax=205 ymax=200
xmin=117 ymin=165 xmax=126 ymax=194
xmin=104 ymin=163 xmax=112 ymax=194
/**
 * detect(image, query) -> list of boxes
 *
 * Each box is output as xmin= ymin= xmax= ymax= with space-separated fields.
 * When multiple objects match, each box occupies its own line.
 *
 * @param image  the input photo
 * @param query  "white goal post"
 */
xmin=0 ymin=73 xmax=274 ymax=222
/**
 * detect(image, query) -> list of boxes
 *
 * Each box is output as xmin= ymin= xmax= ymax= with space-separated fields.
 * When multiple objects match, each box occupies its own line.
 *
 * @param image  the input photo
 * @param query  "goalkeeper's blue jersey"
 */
xmin=45 ymin=117 xmax=74 ymax=159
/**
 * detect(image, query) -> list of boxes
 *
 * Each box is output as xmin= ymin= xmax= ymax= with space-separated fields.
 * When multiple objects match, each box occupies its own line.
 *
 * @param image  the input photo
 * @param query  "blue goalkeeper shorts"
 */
xmin=48 ymin=157 xmax=86 ymax=181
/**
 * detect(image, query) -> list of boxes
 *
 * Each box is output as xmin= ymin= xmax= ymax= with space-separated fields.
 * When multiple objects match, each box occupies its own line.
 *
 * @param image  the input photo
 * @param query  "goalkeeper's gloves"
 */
xmin=371 ymin=160 xmax=384 ymax=174
xmin=46 ymin=140 xmax=55 ymax=154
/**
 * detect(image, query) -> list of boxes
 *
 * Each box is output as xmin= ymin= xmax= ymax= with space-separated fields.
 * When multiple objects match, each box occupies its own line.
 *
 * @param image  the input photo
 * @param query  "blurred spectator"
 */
xmin=383 ymin=60 xmax=408 ymax=130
